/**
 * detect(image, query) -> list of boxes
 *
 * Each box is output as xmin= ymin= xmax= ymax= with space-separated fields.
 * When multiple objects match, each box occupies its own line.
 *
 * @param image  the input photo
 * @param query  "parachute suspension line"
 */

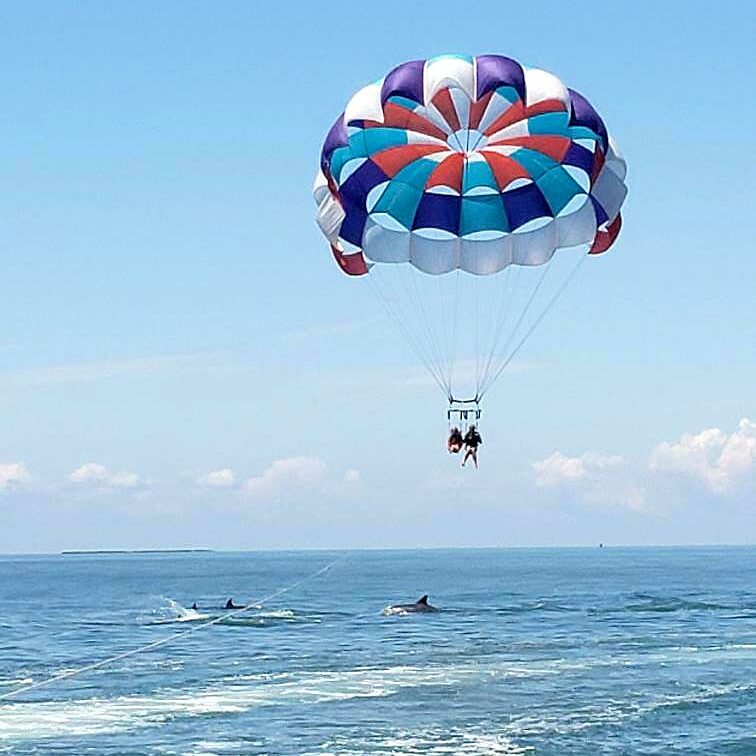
xmin=477 ymin=250 xmax=554 ymax=398
xmin=474 ymin=266 xmax=482 ymax=400
xmin=404 ymin=267 xmax=448 ymax=393
xmin=479 ymin=250 xmax=589 ymax=399
xmin=475 ymin=265 xmax=511 ymax=398
xmin=437 ymin=269 xmax=453 ymax=396
xmin=378 ymin=265 xmax=451 ymax=399
xmin=368 ymin=270 xmax=449 ymax=398
xmin=368 ymin=269 xmax=446 ymax=396
xmin=0 ymin=557 xmax=345 ymax=702
xmin=477 ymin=261 xmax=521 ymax=400
xmin=405 ymin=264 xmax=451 ymax=397
xmin=448 ymin=268 xmax=461 ymax=401
xmin=433 ymin=269 xmax=447 ymax=392
xmin=392 ymin=265 xmax=448 ymax=397
xmin=421 ymin=267 xmax=453 ymax=399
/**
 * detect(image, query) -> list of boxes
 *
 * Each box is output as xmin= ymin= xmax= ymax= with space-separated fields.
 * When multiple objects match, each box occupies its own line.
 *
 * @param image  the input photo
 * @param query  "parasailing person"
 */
xmin=461 ymin=424 xmax=483 ymax=469
xmin=447 ymin=426 xmax=463 ymax=454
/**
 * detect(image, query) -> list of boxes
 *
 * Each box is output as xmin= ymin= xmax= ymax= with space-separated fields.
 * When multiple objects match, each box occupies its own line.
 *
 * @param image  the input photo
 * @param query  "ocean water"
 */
xmin=0 ymin=547 xmax=754 ymax=755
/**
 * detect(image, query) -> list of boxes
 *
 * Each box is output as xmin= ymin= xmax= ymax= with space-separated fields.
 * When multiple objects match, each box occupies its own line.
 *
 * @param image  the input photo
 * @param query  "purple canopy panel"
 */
xmin=320 ymin=115 xmax=348 ymax=175
xmin=476 ymin=55 xmax=525 ymax=101
xmin=381 ymin=59 xmax=425 ymax=104
xmin=568 ymin=88 xmax=608 ymax=149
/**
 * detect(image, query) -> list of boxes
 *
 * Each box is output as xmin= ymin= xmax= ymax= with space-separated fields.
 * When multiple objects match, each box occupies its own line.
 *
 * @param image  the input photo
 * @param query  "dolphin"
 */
xmin=382 ymin=595 xmax=438 ymax=616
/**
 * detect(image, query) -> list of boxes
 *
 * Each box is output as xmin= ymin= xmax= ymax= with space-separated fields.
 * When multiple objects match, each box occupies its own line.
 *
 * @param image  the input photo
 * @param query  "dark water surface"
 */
xmin=0 ymin=547 xmax=754 ymax=754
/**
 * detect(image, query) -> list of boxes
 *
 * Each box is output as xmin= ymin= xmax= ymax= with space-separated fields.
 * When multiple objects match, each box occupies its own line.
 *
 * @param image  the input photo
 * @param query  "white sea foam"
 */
xmin=0 ymin=679 xmax=32 ymax=689
xmin=141 ymin=598 xmax=212 ymax=625
xmin=308 ymin=728 xmax=533 ymax=755
xmin=3 ymin=645 xmax=753 ymax=743
xmin=503 ymin=680 xmax=756 ymax=737
xmin=151 ymin=611 xmax=212 ymax=625
xmin=181 ymin=740 xmax=252 ymax=756
xmin=254 ymin=609 xmax=295 ymax=619
xmin=144 ymin=599 xmax=293 ymax=626
xmin=381 ymin=605 xmax=413 ymax=616
xmin=0 ymin=661 xmax=552 ymax=741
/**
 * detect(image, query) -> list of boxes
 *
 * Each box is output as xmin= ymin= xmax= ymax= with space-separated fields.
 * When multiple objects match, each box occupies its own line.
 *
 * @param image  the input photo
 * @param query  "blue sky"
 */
xmin=1 ymin=1 xmax=754 ymax=552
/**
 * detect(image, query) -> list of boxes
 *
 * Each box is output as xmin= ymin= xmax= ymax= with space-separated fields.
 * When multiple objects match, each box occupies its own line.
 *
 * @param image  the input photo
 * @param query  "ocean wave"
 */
xmin=0 ymin=661 xmax=559 ymax=741
xmin=183 ymin=739 xmax=253 ymax=755
xmin=307 ymin=727 xmax=533 ymax=755
xmin=589 ymin=594 xmax=742 ymax=615
xmin=503 ymin=680 xmax=756 ymax=737
xmin=493 ymin=600 xmax=574 ymax=615
xmin=0 ymin=678 xmax=33 ymax=689
xmin=626 ymin=598 xmax=732 ymax=613
xmin=140 ymin=599 xmax=306 ymax=627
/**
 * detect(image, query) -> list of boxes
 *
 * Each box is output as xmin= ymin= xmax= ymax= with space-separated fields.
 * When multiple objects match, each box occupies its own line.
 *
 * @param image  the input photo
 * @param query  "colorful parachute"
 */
xmin=314 ymin=54 xmax=627 ymax=407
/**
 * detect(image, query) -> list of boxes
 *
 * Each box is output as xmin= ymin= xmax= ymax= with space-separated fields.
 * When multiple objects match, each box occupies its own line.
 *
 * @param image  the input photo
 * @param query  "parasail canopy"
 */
xmin=314 ymin=54 xmax=627 ymax=404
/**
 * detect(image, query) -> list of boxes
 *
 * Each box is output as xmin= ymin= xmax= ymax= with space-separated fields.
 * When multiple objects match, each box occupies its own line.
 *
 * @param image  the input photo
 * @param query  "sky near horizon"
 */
xmin=1 ymin=1 xmax=755 ymax=552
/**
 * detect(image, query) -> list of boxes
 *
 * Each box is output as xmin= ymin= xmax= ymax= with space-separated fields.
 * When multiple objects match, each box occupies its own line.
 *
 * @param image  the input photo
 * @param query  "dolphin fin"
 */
xmin=417 ymin=595 xmax=429 ymax=605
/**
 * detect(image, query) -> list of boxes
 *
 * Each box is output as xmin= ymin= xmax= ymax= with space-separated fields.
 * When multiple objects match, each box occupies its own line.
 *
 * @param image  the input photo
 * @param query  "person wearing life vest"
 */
xmin=461 ymin=425 xmax=482 ymax=468
xmin=447 ymin=426 xmax=463 ymax=454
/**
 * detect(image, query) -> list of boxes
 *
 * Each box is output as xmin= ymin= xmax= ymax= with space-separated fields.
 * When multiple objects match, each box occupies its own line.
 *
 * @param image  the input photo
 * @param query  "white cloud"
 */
xmin=195 ymin=468 xmax=236 ymax=488
xmin=343 ymin=469 xmax=362 ymax=484
xmin=242 ymin=456 xmax=363 ymax=501
xmin=244 ymin=456 xmax=328 ymax=500
xmin=0 ymin=353 xmax=214 ymax=389
xmin=0 ymin=462 xmax=30 ymax=491
xmin=650 ymin=418 xmax=756 ymax=494
xmin=532 ymin=451 xmax=644 ymax=511
xmin=69 ymin=462 xmax=143 ymax=490
xmin=533 ymin=417 xmax=756 ymax=512
xmin=534 ymin=451 xmax=623 ymax=488
xmin=286 ymin=317 xmax=381 ymax=344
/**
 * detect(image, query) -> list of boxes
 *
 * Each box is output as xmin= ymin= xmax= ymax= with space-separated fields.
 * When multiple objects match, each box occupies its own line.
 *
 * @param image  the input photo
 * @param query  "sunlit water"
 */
xmin=0 ymin=547 xmax=754 ymax=754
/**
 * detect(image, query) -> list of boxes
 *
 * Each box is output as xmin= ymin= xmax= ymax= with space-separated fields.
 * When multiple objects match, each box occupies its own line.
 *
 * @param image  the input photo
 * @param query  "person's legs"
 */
xmin=472 ymin=449 xmax=478 ymax=469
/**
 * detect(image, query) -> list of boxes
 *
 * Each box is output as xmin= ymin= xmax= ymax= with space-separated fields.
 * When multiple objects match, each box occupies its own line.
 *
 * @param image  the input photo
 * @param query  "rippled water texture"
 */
xmin=0 ymin=547 xmax=754 ymax=754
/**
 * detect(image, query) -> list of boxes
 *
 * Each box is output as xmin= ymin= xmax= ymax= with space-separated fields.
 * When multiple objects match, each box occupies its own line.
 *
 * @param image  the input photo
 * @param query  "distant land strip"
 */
xmin=61 ymin=549 xmax=215 ymax=555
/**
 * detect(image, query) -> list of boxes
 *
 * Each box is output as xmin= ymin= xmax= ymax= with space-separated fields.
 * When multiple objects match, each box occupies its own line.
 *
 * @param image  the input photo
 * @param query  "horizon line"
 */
xmin=0 ymin=542 xmax=754 ymax=558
